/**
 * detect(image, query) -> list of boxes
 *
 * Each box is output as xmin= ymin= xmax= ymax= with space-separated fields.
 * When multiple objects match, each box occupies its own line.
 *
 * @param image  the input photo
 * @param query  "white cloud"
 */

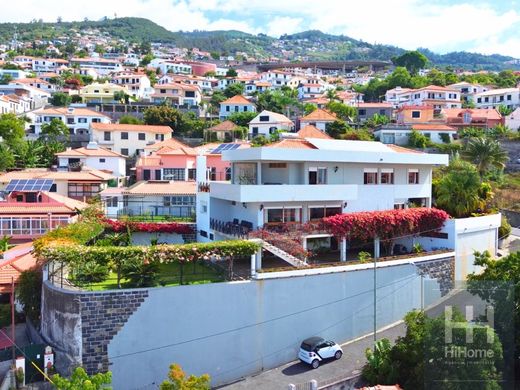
xmin=0 ymin=0 xmax=519 ymax=57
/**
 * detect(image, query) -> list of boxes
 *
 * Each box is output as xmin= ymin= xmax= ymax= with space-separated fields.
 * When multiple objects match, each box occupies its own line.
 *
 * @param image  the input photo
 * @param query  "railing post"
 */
xmin=310 ymin=379 xmax=318 ymax=390
xmin=256 ymin=246 xmax=262 ymax=271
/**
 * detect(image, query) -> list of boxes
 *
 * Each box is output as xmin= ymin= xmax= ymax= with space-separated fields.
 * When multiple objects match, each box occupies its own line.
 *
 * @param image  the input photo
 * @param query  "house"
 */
xmin=0 ymin=186 xmax=87 ymax=241
xmin=474 ymin=87 xmax=520 ymax=110
xmin=0 ymin=168 xmax=116 ymax=201
xmin=443 ymin=108 xmax=503 ymax=130
xmin=112 ymin=73 xmax=153 ymax=100
xmin=248 ymin=110 xmax=294 ymax=137
xmin=205 ymin=120 xmax=243 ymax=141
xmin=0 ymin=69 xmax=27 ymax=80
xmin=0 ymin=84 xmax=51 ymax=111
xmin=10 ymin=78 xmax=56 ymax=93
xmin=357 ymin=103 xmax=393 ymax=122
xmin=136 ymin=139 xmax=249 ymax=182
xmin=385 ymin=87 xmax=413 ymax=107
xmin=79 ymin=82 xmax=130 ymax=103
xmin=297 ymin=82 xmax=325 ymax=99
xmin=447 ymin=82 xmax=488 ymax=103
xmin=505 ymin=107 xmax=520 ymax=131
xmin=100 ymin=181 xmax=196 ymax=220
xmin=386 ymin=85 xmax=461 ymax=111
xmin=32 ymin=58 xmax=69 ymax=74
xmin=90 ymin=123 xmax=173 ymax=157
xmin=396 ymin=105 xmax=437 ymax=124
xmin=30 ymin=106 xmax=111 ymax=138
xmin=299 ymin=108 xmax=337 ymax=131
xmin=0 ymin=244 xmax=38 ymax=290
xmin=296 ymin=125 xmax=333 ymax=139
xmin=149 ymin=59 xmax=192 ymax=75
xmin=70 ymin=57 xmax=123 ymax=75
xmin=219 ymin=95 xmax=256 ymax=120
xmin=151 ymin=83 xmax=202 ymax=106
xmin=55 ymin=142 xmax=127 ymax=178
xmin=196 ymin=138 xmax=448 ymax=242
xmin=374 ymin=123 xmax=458 ymax=145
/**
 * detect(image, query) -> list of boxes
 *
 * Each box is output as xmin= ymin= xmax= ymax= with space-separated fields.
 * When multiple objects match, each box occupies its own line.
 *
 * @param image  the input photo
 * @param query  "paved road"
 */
xmin=219 ymin=290 xmax=484 ymax=390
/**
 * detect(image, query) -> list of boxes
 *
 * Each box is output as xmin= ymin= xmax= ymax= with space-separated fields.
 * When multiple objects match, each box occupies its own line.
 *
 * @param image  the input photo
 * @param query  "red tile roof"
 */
xmin=55 ymin=146 xmax=126 ymax=158
xmin=297 ymin=125 xmax=332 ymax=139
xmin=411 ymin=124 xmax=457 ymax=131
xmin=268 ymin=139 xmax=317 ymax=149
xmin=91 ymin=123 xmax=172 ymax=134
xmin=207 ymin=120 xmax=240 ymax=132
xmin=221 ymin=95 xmax=254 ymax=105
xmin=300 ymin=108 xmax=337 ymax=122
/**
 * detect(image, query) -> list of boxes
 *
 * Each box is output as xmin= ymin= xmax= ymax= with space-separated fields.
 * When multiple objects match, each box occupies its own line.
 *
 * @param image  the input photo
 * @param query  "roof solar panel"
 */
xmin=211 ymin=143 xmax=241 ymax=154
xmin=5 ymin=179 xmax=54 ymax=193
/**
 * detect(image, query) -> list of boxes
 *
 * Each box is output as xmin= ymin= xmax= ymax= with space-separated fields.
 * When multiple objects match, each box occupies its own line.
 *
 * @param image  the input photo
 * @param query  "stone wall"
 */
xmin=415 ymin=256 xmax=455 ymax=295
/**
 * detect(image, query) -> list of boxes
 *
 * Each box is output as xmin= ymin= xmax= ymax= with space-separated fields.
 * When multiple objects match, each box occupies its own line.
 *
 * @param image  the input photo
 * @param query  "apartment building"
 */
xmin=79 ymin=82 xmax=130 ymax=103
xmin=150 ymin=83 xmax=202 ymax=106
xmin=31 ymin=106 xmax=111 ymax=137
xmin=112 ymin=73 xmax=153 ymax=100
xmin=196 ymin=139 xmax=448 ymax=241
xmin=70 ymin=57 xmax=123 ymax=75
xmin=32 ymin=58 xmax=69 ymax=74
xmin=474 ymin=88 xmax=520 ymax=110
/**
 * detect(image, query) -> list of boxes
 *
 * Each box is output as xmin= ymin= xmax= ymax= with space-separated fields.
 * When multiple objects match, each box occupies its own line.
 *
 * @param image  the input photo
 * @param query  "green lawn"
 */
xmin=82 ymin=262 xmax=224 ymax=291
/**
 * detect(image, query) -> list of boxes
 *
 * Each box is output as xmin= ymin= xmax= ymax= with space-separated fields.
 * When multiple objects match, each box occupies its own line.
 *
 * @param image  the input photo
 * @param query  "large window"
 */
xmin=265 ymin=208 xmax=301 ymax=223
xmin=411 ymin=111 xmax=421 ymax=118
xmin=68 ymin=183 xmax=101 ymax=198
xmin=121 ymin=132 xmax=128 ymax=140
xmin=163 ymin=168 xmax=185 ymax=181
xmin=0 ymin=216 xmax=68 ymax=236
xmin=233 ymin=163 xmax=256 ymax=184
xmin=380 ymin=169 xmax=394 ymax=184
xmin=163 ymin=195 xmax=195 ymax=207
xmin=138 ymin=133 xmax=146 ymax=141
xmin=308 ymin=167 xmax=327 ymax=185
xmin=408 ymin=169 xmax=419 ymax=184
xmin=309 ymin=206 xmax=342 ymax=221
xmin=104 ymin=131 xmax=111 ymax=141
xmin=364 ymin=169 xmax=378 ymax=184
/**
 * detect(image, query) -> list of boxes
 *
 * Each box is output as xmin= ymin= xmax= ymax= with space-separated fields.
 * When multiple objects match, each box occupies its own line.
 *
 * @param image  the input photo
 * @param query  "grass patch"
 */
xmin=83 ymin=261 xmax=224 ymax=291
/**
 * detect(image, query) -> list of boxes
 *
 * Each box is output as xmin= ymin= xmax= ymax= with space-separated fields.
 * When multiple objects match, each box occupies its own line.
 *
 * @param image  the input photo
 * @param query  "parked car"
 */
xmin=298 ymin=336 xmax=343 ymax=368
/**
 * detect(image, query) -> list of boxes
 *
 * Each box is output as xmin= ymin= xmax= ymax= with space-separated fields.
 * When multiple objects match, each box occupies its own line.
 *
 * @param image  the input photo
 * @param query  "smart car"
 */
xmin=298 ymin=336 xmax=343 ymax=369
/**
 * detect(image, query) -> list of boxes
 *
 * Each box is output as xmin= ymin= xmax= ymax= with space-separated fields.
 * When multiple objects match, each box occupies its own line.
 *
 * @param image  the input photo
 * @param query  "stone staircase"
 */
xmin=254 ymin=239 xmax=308 ymax=268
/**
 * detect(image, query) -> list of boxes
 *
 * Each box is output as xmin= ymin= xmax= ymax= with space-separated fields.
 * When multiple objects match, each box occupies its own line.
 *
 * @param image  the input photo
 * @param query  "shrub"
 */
xmin=498 ymin=216 xmax=512 ymax=240
xmin=439 ymin=132 xmax=451 ymax=143
xmin=16 ymin=268 xmax=42 ymax=323
xmin=358 ymin=251 xmax=372 ymax=263
xmin=251 ymin=135 xmax=269 ymax=147
xmin=412 ymin=243 xmax=424 ymax=253
xmin=121 ymin=259 xmax=160 ymax=288
xmin=408 ymin=130 xmax=431 ymax=148
xmin=73 ymin=261 xmax=110 ymax=284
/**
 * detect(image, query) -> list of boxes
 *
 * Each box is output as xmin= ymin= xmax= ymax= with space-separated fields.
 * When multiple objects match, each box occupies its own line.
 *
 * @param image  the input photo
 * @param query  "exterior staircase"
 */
xmin=252 ymin=239 xmax=308 ymax=268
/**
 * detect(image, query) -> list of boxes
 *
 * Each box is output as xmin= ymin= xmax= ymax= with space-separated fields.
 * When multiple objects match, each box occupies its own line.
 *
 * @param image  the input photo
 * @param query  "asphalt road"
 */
xmin=219 ymin=290 xmax=484 ymax=390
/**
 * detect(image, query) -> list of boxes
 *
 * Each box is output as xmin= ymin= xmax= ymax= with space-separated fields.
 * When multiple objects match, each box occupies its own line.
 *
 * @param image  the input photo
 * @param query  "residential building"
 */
xmin=100 ymin=181 xmax=196 ymax=219
xmin=357 ymin=103 xmax=393 ymax=122
xmin=0 ymin=84 xmax=50 ymax=111
xmin=55 ymin=142 xmax=127 ymax=178
xmin=248 ymin=110 xmax=294 ymax=137
xmin=0 ymin=188 xmax=87 ymax=241
xmin=505 ymin=107 xmax=520 ymax=131
xmin=196 ymin=139 xmax=448 ymax=241
xmin=112 ymin=73 xmax=153 ymax=100
xmin=297 ymin=82 xmax=325 ymax=99
xmin=219 ymin=95 xmax=256 ymax=120
xmin=90 ymin=123 xmax=172 ymax=157
xmin=30 ymin=106 xmax=111 ymax=138
xmin=79 ymin=82 xmax=130 ymax=103
xmin=299 ymin=108 xmax=337 ymax=131
xmin=0 ymin=244 xmax=38 ymax=290
xmin=295 ymin=125 xmax=333 ymax=140
xmin=386 ymin=85 xmax=461 ymax=111
xmin=447 ymin=82 xmax=488 ymax=103
xmin=150 ymin=83 xmax=202 ymax=106
xmin=0 ymin=69 xmax=27 ymax=80
xmin=149 ymin=59 xmax=192 ymax=75
xmin=396 ymin=105 xmax=437 ymax=124
xmin=474 ymin=88 xmax=520 ymax=110
xmin=205 ymin=120 xmax=243 ymax=141
xmin=0 ymin=168 xmax=115 ymax=201
xmin=385 ymin=87 xmax=413 ymax=107
xmin=442 ymin=108 xmax=503 ymax=129
xmin=70 ymin=57 xmax=123 ymax=75
xmin=10 ymin=78 xmax=56 ymax=93
xmin=374 ymin=123 xmax=458 ymax=145
xmin=32 ymin=58 xmax=69 ymax=74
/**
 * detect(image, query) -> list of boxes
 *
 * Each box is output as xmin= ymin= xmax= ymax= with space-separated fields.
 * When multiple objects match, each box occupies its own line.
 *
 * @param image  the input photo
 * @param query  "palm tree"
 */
xmin=325 ymin=89 xmax=338 ymax=102
xmin=462 ymin=137 xmax=509 ymax=178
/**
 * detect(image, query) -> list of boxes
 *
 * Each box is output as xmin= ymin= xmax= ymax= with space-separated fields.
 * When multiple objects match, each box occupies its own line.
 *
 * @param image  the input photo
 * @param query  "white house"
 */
xmin=55 ymin=142 xmax=127 ymax=178
xmin=248 ymin=110 xmax=294 ymax=137
xmin=69 ymin=57 xmax=123 ymax=75
xmin=196 ymin=138 xmax=449 ymax=243
xmin=505 ymin=107 xmax=520 ymax=131
xmin=299 ymin=108 xmax=337 ymax=131
xmin=447 ymin=82 xmax=488 ymax=103
xmin=219 ymin=95 xmax=256 ymax=120
xmin=474 ymin=88 xmax=520 ymax=110
xmin=0 ymin=69 xmax=27 ymax=80
xmin=31 ymin=106 xmax=111 ymax=137
xmin=31 ymin=58 xmax=69 ymax=73
xmin=112 ymin=73 xmax=153 ymax=100
xmin=373 ymin=124 xmax=458 ymax=145
xmin=385 ymin=85 xmax=461 ymax=111
xmin=150 ymin=59 xmax=192 ymax=75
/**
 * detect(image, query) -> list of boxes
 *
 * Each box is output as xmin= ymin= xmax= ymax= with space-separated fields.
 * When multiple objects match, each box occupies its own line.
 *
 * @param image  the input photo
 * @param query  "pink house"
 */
xmin=136 ymin=139 xmax=249 ymax=182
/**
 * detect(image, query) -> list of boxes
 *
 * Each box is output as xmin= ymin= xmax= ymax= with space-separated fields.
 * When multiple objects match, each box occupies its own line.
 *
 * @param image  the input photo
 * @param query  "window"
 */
xmin=121 ymin=132 xmax=128 ymax=140
xmin=309 ymin=206 xmax=342 ymax=221
xmin=477 ymin=97 xmax=482 ymax=103
xmin=380 ymin=169 xmax=394 ymax=184
xmin=259 ymin=115 xmax=269 ymax=122
xmin=121 ymin=148 xmax=129 ymax=156
xmin=104 ymin=131 xmax=111 ymax=141
xmin=308 ymin=167 xmax=327 ymax=184
xmin=138 ymin=133 xmax=146 ymax=141
xmin=394 ymin=203 xmax=405 ymax=210
xmin=234 ymin=106 xmax=239 ymax=112
xmin=507 ymin=95 xmax=512 ymax=101
xmin=411 ymin=111 xmax=421 ymax=118
xmin=143 ymin=169 xmax=151 ymax=180
xmin=155 ymin=169 xmax=162 ymax=180
xmin=358 ymin=109 xmax=366 ymax=116
xmin=155 ymin=134 xmax=164 ymax=141
xmin=269 ymin=163 xmax=287 ymax=168
xmin=107 ymin=197 xmax=118 ymax=207
xmin=379 ymin=109 xmax=386 ymax=115
xmin=463 ymin=112 xmax=471 ymax=124
xmin=187 ymin=168 xmax=196 ymax=181
xmin=226 ymin=105 xmax=230 ymax=112
xmin=265 ymin=208 xmax=301 ymax=223
xmin=364 ymin=169 xmax=378 ymax=184
xmin=92 ymin=118 xmax=101 ymax=123
xmin=252 ymin=127 xmax=259 ymax=136
xmin=50 ymin=184 xmax=57 ymax=192
xmin=68 ymin=183 xmax=101 ymax=198
xmin=163 ymin=168 xmax=185 ymax=181
xmin=163 ymin=195 xmax=195 ymax=206
xmin=67 ymin=118 xmax=74 ymax=124
xmin=408 ymin=169 xmax=419 ymax=184
xmin=160 ymin=89 xmax=166 ymax=93
xmin=99 ymin=158 xmax=106 ymax=163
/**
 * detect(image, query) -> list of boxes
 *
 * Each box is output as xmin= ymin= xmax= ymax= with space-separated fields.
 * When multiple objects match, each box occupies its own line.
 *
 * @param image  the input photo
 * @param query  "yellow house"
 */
xmin=79 ymin=81 xmax=130 ymax=103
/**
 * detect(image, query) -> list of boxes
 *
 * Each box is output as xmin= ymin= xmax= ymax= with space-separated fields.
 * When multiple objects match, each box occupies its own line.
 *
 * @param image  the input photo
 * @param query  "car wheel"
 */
xmin=311 ymin=359 xmax=320 ymax=369
xmin=335 ymin=350 xmax=342 ymax=360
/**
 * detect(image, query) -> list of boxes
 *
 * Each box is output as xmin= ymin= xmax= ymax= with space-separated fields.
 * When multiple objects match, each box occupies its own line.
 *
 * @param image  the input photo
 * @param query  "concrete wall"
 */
xmin=42 ymin=255 xmax=454 ymax=389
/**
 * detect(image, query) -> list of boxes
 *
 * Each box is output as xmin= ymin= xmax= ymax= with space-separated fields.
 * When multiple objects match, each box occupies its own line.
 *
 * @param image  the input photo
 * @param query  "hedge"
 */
xmin=103 ymin=219 xmax=193 ymax=234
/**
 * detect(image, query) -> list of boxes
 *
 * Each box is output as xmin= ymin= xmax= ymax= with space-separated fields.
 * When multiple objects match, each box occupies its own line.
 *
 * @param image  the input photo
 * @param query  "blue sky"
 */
xmin=4 ymin=0 xmax=520 ymax=57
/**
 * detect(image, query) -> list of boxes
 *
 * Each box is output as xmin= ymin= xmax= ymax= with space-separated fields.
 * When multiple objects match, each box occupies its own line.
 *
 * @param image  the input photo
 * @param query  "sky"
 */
xmin=4 ymin=0 xmax=520 ymax=58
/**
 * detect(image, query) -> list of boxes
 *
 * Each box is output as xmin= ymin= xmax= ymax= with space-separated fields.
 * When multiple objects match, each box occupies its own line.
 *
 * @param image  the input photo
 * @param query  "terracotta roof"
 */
xmin=154 ymin=82 xmax=200 ymax=92
xmin=0 ymin=191 xmax=87 ymax=214
xmin=144 ymin=137 xmax=190 ymax=150
xmin=297 ymin=125 xmax=332 ymax=139
xmin=35 ymin=107 xmax=110 ymax=118
xmin=268 ymin=139 xmax=317 ymax=149
xmin=0 ymin=168 xmax=114 ymax=183
xmin=300 ymin=108 xmax=337 ymax=122
xmin=123 ymin=181 xmax=196 ymax=195
xmin=207 ymin=120 xmax=240 ymax=132
xmin=443 ymin=108 xmax=501 ymax=121
xmin=416 ymin=85 xmax=458 ymax=92
xmin=386 ymin=145 xmax=424 ymax=154
xmin=397 ymin=105 xmax=434 ymax=111
xmin=221 ymin=95 xmax=253 ymax=105
xmin=0 ymin=251 xmax=37 ymax=292
xmin=91 ymin=123 xmax=172 ymax=134
xmin=55 ymin=146 xmax=126 ymax=158
xmin=357 ymin=103 xmax=393 ymax=108
xmin=411 ymin=124 xmax=456 ymax=131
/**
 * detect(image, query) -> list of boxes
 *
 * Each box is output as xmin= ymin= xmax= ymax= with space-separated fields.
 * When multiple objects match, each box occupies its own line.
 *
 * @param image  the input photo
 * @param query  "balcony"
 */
xmin=209 ymin=183 xmax=358 ymax=203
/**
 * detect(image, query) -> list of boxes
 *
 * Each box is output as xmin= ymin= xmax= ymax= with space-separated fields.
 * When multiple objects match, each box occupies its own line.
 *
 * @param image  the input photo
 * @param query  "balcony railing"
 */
xmin=210 ymin=218 xmax=253 ymax=239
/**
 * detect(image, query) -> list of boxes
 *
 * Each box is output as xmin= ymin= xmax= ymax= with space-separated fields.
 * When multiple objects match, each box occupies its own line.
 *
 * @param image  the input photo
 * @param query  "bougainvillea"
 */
xmin=103 ymin=218 xmax=194 ymax=235
xmin=318 ymin=208 xmax=450 ymax=240
xmin=249 ymin=229 xmax=311 ymax=260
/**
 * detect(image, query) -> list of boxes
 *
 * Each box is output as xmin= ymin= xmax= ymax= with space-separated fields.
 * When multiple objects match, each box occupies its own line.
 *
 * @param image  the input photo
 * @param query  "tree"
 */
xmin=160 ymin=364 xmax=210 ymax=390
xmin=0 ymin=113 xmax=26 ymax=144
xmin=386 ymin=67 xmax=412 ymax=89
xmin=52 ymin=367 xmax=112 ymax=390
xmin=0 ymin=143 xmax=15 ymax=171
xmin=143 ymin=106 xmax=181 ymax=132
xmin=325 ymin=120 xmax=347 ymax=138
xmin=326 ymin=101 xmax=356 ymax=122
xmin=434 ymin=159 xmax=487 ymax=218
xmin=19 ymin=140 xmax=44 ymax=167
xmin=225 ymin=68 xmax=237 ymax=77
xmin=496 ymin=70 xmax=518 ymax=88
xmin=497 ymin=105 xmax=514 ymax=117
xmin=113 ymin=90 xmax=130 ymax=104
xmin=140 ymin=53 xmax=154 ymax=67
xmin=408 ymin=130 xmax=431 ymax=148
xmin=427 ymin=69 xmax=447 ymax=87
xmin=462 ymin=137 xmax=508 ymax=178
xmin=391 ymin=50 xmax=428 ymax=75
xmin=50 ymin=92 xmax=72 ymax=107
xmin=362 ymin=339 xmax=397 ymax=384
xmin=227 ymin=111 xmax=257 ymax=127
xmin=223 ymin=83 xmax=245 ymax=98
xmin=16 ymin=268 xmax=42 ymax=323
xmin=0 ymin=74 xmax=13 ymax=84
xmin=40 ymin=118 xmax=70 ymax=141
xmin=119 ymin=115 xmax=144 ymax=125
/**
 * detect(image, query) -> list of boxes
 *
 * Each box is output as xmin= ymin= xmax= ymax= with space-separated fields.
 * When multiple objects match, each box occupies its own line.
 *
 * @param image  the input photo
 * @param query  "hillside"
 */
xmin=0 ymin=17 xmax=518 ymax=70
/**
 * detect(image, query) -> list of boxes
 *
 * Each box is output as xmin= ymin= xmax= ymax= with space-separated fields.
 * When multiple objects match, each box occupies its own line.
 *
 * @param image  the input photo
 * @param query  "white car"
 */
xmin=298 ymin=337 xmax=343 ymax=368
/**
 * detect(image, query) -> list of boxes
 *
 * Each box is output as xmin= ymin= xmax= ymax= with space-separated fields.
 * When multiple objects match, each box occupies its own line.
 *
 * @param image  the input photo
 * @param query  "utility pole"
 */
xmin=11 ymin=277 xmax=15 ymax=363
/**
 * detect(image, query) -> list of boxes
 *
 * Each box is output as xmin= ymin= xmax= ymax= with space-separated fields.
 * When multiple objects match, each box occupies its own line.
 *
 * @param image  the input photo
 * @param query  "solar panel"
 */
xmin=211 ymin=143 xmax=241 ymax=154
xmin=5 ymin=179 xmax=54 ymax=193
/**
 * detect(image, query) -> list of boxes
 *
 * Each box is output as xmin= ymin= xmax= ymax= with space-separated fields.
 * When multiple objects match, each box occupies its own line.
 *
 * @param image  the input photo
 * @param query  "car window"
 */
xmin=300 ymin=342 xmax=312 ymax=352
xmin=327 ymin=341 xmax=334 ymax=346
xmin=316 ymin=343 xmax=327 ymax=349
